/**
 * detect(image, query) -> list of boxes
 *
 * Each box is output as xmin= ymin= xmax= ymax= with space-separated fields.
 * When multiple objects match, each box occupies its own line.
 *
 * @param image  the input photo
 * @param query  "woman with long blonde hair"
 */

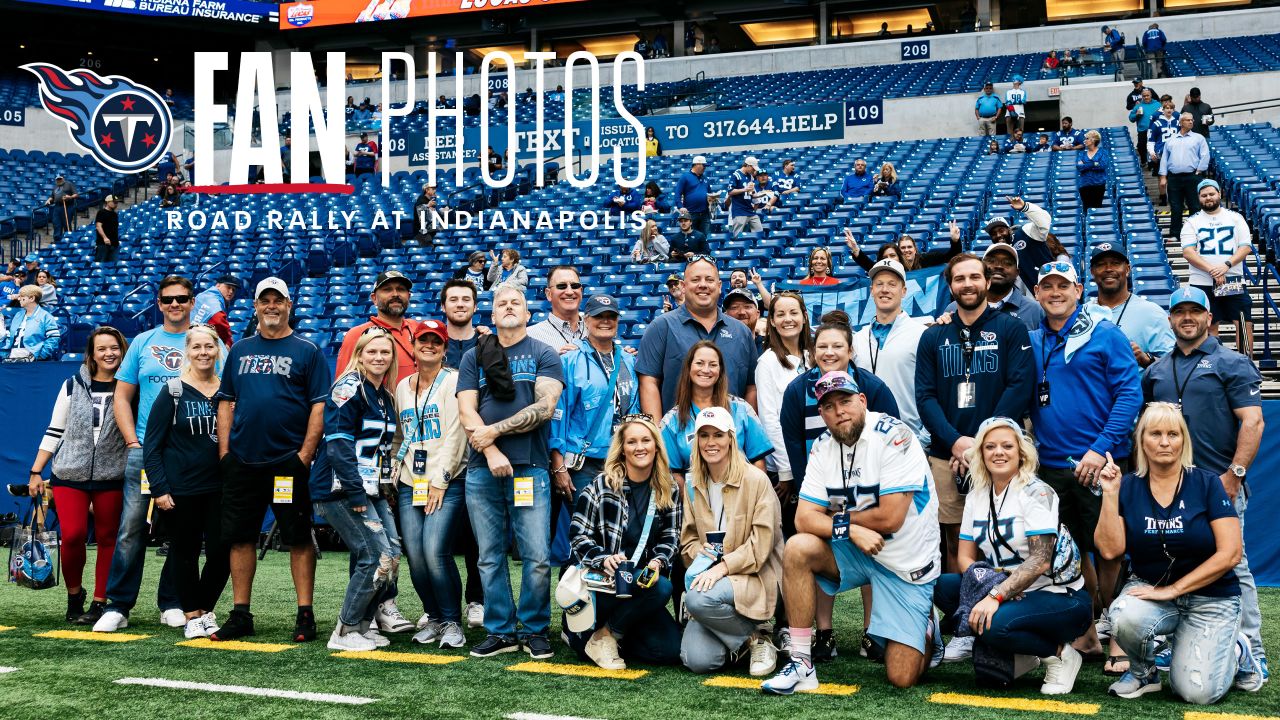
xmin=872 ymin=162 xmax=901 ymax=198
xmin=566 ymin=415 xmax=682 ymax=669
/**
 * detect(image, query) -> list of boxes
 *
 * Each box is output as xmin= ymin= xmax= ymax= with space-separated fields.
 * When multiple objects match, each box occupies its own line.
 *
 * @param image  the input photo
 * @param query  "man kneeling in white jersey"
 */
xmin=763 ymin=371 xmax=941 ymax=693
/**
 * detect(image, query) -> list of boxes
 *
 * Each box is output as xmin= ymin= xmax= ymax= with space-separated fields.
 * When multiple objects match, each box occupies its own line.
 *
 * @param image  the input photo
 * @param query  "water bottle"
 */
xmin=1068 ymin=456 xmax=1104 ymax=496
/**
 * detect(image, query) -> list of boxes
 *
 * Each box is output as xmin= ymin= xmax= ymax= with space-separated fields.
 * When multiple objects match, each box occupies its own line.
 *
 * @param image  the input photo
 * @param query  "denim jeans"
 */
xmin=103 ymin=448 xmax=180 ymax=615
xmin=551 ymin=458 xmax=603 ymax=568
xmin=466 ymin=465 xmax=551 ymax=638
xmin=563 ymin=575 xmax=682 ymax=665
xmin=348 ymin=492 xmax=402 ymax=602
xmin=1109 ymin=578 xmax=1242 ymax=705
xmin=397 ymin=481 xmax=464 ymax=623
xmin=1234 ymin=491 xmax=1265 ymax=661
xmin=681 ymin=577 xmax=757 ymax=673
xmin=934 ymin=573 xmax=1093 ymax=658
xmin=316 ymin=497 xmax=399 ymax=627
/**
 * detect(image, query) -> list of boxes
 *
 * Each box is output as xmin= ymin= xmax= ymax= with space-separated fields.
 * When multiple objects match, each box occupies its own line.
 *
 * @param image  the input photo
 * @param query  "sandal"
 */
xmin=1103 ymin=654 xmax=1130 ymax=676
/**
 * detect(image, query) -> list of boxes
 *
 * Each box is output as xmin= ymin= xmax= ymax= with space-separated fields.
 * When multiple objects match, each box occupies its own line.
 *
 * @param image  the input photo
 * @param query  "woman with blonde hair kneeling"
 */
xmin=1095 ymin=402 xmax=1251 ymax=703
xmin=680 ymin=407 xmax=783 ymax=677
xmin=564 ymin=415 xmax=683 ymax=669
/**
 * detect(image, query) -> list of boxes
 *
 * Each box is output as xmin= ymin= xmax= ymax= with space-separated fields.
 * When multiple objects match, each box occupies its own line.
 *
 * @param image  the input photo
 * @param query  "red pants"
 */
xmin=51 ymin=486 xmax=123 ymax=598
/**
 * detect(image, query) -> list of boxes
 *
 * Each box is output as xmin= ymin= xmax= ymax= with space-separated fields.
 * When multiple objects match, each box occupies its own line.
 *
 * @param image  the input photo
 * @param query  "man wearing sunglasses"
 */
xmin=337 ymin=270 xmax=421 ymax=388
xmin=94 ymin=275 xmax=195 ymax=633
xmin=527 ymin=266 xmax=585 ymax=355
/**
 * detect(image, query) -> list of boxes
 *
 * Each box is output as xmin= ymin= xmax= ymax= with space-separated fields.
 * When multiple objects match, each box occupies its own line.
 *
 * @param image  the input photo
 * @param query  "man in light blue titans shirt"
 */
xmin=1159 ymin=112 xmax=1210 ymax=241
xmin=1084 ymin=244 xmax=1173 ymax=368
xmin=974 ymin=82 xmax=1003 ymax=136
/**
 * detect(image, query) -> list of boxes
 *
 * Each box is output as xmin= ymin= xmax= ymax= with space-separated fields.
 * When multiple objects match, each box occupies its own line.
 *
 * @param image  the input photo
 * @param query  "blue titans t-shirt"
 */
xmin=117 ymin=327 xmax=189 ymax=443
xmin=456 ymin=336 xmax=564 ymax=470
xmin=216 ymin=333 xmax=330 ymax=465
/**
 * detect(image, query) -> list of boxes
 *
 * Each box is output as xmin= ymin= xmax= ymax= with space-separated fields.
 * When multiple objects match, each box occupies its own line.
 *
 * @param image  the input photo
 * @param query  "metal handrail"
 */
xmin=1240 ymin=250 xmax=1276 ymax=367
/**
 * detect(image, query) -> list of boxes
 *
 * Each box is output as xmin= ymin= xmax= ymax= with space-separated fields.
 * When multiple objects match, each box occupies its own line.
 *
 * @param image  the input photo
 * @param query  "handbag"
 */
xmin=8 ymin=497 xmax=59 ymax=590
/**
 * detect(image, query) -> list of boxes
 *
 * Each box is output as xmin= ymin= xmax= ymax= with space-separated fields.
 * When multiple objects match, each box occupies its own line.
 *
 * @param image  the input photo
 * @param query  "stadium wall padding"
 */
xmin=1 ymin=360 xmax=1277 ymax=586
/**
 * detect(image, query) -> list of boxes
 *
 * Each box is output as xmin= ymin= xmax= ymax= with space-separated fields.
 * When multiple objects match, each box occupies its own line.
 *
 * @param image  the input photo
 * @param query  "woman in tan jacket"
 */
xmin=679 ymin=407 xmax=784 ymax=677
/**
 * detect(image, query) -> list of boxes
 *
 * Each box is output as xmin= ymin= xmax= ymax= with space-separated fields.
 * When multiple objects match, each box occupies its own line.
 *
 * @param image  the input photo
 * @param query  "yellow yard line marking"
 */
xmin=177 ymin=638 xmax=295 ymax=653
xmin=928 ymin=692 xmax=1099 ymax=715
xmin=704 ymin=675 xmax=859 ymax=696
xmin=0 ymin=626 xmax=16 ymax=632
xmin=34 ymin=630 xmax=152 ymax=643
xmin=1187 ymin=713 xmax=1280 ymax=720
xmin=331 ymin=650 xmax=465 ymax=665
xmin=506 ymin=661 xmax=647 ymax=680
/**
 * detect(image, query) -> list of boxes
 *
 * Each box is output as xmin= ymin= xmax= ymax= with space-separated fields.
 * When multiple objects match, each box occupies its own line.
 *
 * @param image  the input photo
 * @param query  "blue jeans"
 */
xmin=564 ymin=575 xmax=681 ymax=665
xmin=1109 ymin=578 xmax=1241 ymax=705
xmin=397 ymin=482 xmax=464 ymax=623
xmin=934 ymin=573 xmax=1093 ymax=658
xmin=103 ymin=448 xmax=180 ymax=615
xmin=551 ymin=458 xmax=603 ymax=568
xmin=1234 ymin=491 xmax=1265 ymax=662
xmin=466 ymin=465 xmax=551 ymax=638
xmin=316 ymin=497 xmax=399 ymax=627
xmin=681 ymin=577 xmax=757 ymax=673
xmin=348 ymin=492 xmax=402 ymax=602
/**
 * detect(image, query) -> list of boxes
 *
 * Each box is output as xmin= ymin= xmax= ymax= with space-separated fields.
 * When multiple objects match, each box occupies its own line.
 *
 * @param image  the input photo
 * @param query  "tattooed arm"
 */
xmin=993 ymin=534 xmax=1054 ymax=599
xmin=466 ymin=377 xmax=564 ymax=451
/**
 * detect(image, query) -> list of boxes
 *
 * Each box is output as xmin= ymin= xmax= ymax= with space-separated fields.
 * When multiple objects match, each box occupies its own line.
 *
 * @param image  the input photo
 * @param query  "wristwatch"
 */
xmin=987 ymin=589 xmax=1004 ymax=603
xmin=1229 ymin=463 xmax=1247 ymax=478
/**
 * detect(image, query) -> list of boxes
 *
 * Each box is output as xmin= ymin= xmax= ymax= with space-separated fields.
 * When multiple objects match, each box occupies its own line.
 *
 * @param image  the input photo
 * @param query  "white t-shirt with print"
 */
xmin=959 ymin=477 xmax=1084 ymax=593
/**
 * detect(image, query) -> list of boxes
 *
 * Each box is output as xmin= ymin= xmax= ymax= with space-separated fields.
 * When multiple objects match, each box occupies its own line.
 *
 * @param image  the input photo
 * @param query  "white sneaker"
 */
xmin=375 ymin=601 xmax=414 ymax=633
xmin=1095 ymin=610 xmax=1113 ymax=642
xmin=1041 ymin=644 xmax=1083 ymax=695
xmin=183 ymin=614 xmax=218 ymax=639
xmin=943 ymin=635 xmax=974 ymax=663
xmin=412 ymin=621 xmax=442 ymax=645
xmin=161 ymin=609 xmax=187 ymax=628
xmin=761 ymin=657 xmax=818 ymax=695
xmin=93 ymin=610 xmax=128 ymax=632
xmin=363 ymin=628 xmax=391 ymax=648
xmin=328 ymin=624 xmax=376 ymax=652
xmin=465 ymin=602 xmax=484 ymax=629
xmin=749 ymin=636 xmax=779 ymax=677
xmin=585 ymin=633 xmax=626 ymax=670
xmin=415 ymin=613 xmax=433 ymax=631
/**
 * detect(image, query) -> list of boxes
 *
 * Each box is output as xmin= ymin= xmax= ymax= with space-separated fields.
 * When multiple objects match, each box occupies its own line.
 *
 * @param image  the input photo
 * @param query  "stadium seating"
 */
xmin=1209 ymin=123 xmax=1280 ymax=257
xmin=0 ymin=151 xmax=134 ymax=241
xmin=1165 ymin=33 xmax=1280 ymax=79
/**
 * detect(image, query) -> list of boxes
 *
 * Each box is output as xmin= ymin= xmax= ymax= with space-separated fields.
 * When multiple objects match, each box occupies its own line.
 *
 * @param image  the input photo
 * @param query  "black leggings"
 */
xmin=1079 ymin=184 xmax=1106 ymax=209
xmin=166 ymin=491 xmax=230 ymax=614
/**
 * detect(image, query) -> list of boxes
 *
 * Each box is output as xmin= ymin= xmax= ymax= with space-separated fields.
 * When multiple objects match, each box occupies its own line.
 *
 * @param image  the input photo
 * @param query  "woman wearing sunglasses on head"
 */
xmin=310 ymin=329 xmax=402 ymax=652
xmin=564 ymin=415 xmax=683 ymax=670
xmin=1095 ymin=403 xmax=1251 ymax=703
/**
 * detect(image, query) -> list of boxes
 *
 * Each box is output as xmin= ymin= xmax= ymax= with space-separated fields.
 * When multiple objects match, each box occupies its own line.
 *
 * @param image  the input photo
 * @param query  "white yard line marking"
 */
xmin=113 ymin=677 xmax=376 ymax=705
xmin=506 ymin=713 xmax=607 ymax=720
xmin=0 ymin=667 xmax=18 ymax=674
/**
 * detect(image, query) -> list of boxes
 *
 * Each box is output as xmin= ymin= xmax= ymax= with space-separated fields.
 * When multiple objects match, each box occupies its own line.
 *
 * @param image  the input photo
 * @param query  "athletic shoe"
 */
xmin=585 ymin=633 xmax=626 ymax=670
xmin=210 ymin=609 xmax=255 ymax=641
xmin=1109 ymin=671 xmax=1162 ymax=699
xmin=155 ymin=541 xmax=170 ymax=557
xmin=1041 ymin=645 xmax=1083 ymax=695
xmin=416 ymin=613 xmax=433 ymax=631
xmin=465 ymin=602 xmax=484 ymax=629
xmin=761 ymin=657 xmax=818 ymax=695
xmin=437 ymin=621 xmax=465 ymax=649
xmin=749 ymin=635 xmax=779 ymax=677
xmin=471 ymin=634 xmax=519 ymax=657
xmin=375 ymin=601 xmax=414 ymax=634
xmin=1234 ymin=633 xmax=1265 ymax=692
xmin=92 ymin=610 xmax=128 ymax=633
xmin=293 ymin=608 xmax=316 ymax=642
xmin=75 ymin=601 xmax=106 ymax=626
xmin=523 ymin=634 xmax=554 ymax=660
xmin=362 ymin=628 xmax=391 ymax=648
xmin=1260 ymin=656 xmax=1271 ymax=682
xmin=859 ymin=631 xmax=885 ymax=663
xmin=1095 ymin=610 xmax=1113 ymax=643
xmin=812 ymin=629 xmax=837 ymax=663
xmin=160 ymin=608 xmax=187 ymax=628
xmin=328 ymin=624 xmax=376 ymax=652
xmin=1153 ymin=641 xmax=1172 ymax=673
xmin=412 ymin=621 xmax=442 ymax=645
xmin=927 ymin=610 xmax=945 ymax=670
xmin=944 ymin=635 xmax=975 ymax=663
xmin=66 ymin=589 xmax=86 ymax=623
xmin=184 ymin=613 xmax=220 ymax=639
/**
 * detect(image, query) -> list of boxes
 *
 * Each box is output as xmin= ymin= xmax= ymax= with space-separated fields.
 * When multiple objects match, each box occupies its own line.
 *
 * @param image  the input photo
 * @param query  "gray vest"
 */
xmin=51 ymin=366 xmax=127 ymax=483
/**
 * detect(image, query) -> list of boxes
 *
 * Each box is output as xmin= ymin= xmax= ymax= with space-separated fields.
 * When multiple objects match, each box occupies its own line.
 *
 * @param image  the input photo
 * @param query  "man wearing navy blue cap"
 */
xmin=1084 ymin=243 xmax=1173 ymax=367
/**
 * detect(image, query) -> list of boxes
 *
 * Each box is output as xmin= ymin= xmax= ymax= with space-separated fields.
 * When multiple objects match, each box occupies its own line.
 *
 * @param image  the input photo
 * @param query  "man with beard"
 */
xmin=722 ymin=288 xmax=765 ymax=355
xmin=1180 ymin=179 xmax=1254 ymax=352
xmin=338 ymin=271 xmax=421 ymax=387
xmin=1083 ymin=244 xmax=1173 ymax=368
xmin=915 ymin=254 xmax=1034 ymax=574
xmin=941 ymin=244 xmax=1043 ymax=331
xmin=762 ymin=371 xmax=940 ymax=694
xmin=457 ymin=287 xmax=564 ymax=659
xmin=527 ymin=266 xmax=585 ymax=355
xmin=1142 ymin=287 xmax=1268 ymax=691
xmin=983 ymin=197 xmax=1054 ymax=293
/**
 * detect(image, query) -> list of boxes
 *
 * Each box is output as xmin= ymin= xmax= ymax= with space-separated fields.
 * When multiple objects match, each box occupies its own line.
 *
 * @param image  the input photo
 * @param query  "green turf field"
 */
xmin=0 ymin=549 xmax=1275 ymax=720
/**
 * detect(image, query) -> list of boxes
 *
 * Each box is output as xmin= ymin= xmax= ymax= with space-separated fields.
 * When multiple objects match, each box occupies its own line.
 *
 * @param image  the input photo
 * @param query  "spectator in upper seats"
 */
xmin=164 ymin=88 xmax=177 ymax=109
xmin=527 ymin=265 xmax=585 ymax=355
xmin=414 ymin=184 xmax=441 ymax=245
xmin=353 ymin=133 xmax=377 ymax=178
xmin=1042 ymin=52 xmax=1060 ymax=79
xmin=898 ymin=221 xmax=963 ymax=271
xmin=1181 ymin=87 xmax=1213 ymax=139
xmin=705 ymin=36 xmax=722 ymax=54
xmin=975 ymin=83 xmax=1003 ymax=138
xmin=1084 ymin=244 xmax=1173 ymax=368
xmin=727 ymin=156 xmax=763 ymax=237
xmin=47 ymin=175 xmax=78 ymax=242
xmin=454 ymin=252 xmax=491 ymax=292
xmin=722 ymin=289 xmax=765 ymax=351
xmin=1148 ymin=95 xmax=1178 ymax=182
xmin=36 ymin=271 xmax=57 ymax=306
xmin=668 ymin=210 xmax=709 ymax=263
xmin=675 ymin=156 xmax=712 ymax=235
xmin=1002 ymin=129 xmax=1030 ymax=154
xmin=1052 ymin=117 xmax=1086 ymax=151
xmin=279 ymin=138 xmax=291 ymax=183
xmin=984 ymin=196 xmax=1054 ymax=292
xmin=1005 ymin=76 xmax=1027 ymax=134
xmin=905 ymin=25 xmax=914 ymax=36
xmin=192 ymin=275 xmax=241 ymax=348
xmin=633 ymin=219 xmax=671 ymax=264
xmin=645 ymin=127 xmax=661 ymax=157
xmin=487 ymin=249 xmax=528 ymax=294
xmin=840 ymin=158 xmax=874 ymax=201
xmin=652 ymin=33 xmax=670 ymax=58
xmin=878 ymin=22 xmax=890 ymax=37
xmin=1077 ymin=130 xmax=1109 ymax=210
xmin=1126 ymin=79 xmax=1146 ymax=112
xmin=1129 ymin=89 xmax=1162 ymax=170
xmin=640 ymin=181 xmax=666 ymax=215
xmin=606 ymin=181 xmax=642 ymax=220
xmin=94 ymin=194 xmax=120 ymax=262
xmin=986 ymin=139 xmax=1002 ymax=156
xmin=487 ymin=146 xmax=504 ymax=177
xmin=925 ymin=21 xmax=936 ymax=35
xmin=1161 ymin=113 xmax=1210 ymax=243
xmin=752 ymin=171 xmax=779 ymax=213
xmin=634 ymin=35 xmax=651 ymax=58
xmin=1141 ymin=23 xmax=1168 ymax=78
xmin=959 ymin=2 xmax=977 ymax=31
xmin=3 ymin=286 xmax=60 ymax=361
xmin=1102 ymin=26 xmax=1125 ymax=66
xmin=942 ymin=244 xmax=1045 ymax=331
xmin=799 ymin=247 xmax=839 ymax=287
xmin=871 ymin=163 xmax=901 ymax=198
xmin=1033 ymin=134 xmax=1052 ymax=152
xmin=775 ymin=159 xmax=801 ymax=196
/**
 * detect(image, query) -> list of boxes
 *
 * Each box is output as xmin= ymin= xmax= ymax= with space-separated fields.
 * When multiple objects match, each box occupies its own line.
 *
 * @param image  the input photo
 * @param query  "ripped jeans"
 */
xmin=1109 ymin=578 xmax=1241 ymax=705
xmin=316 ymin=496 xmax=401 ymax=627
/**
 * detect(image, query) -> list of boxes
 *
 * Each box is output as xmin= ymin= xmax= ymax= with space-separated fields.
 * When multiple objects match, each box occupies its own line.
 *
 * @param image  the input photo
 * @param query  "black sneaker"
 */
xmin=75 ymin=600 xmax=106 ymax=626
xmin=859 ymin=631 xmax=885 ymax=663
xmin=65 ymin=589 xmax=86 ymax=623
xmin=209 ymin=610 xmax=255 ymax=641
xmin=293 ymin=608 xmax=317 ymax=642
xmin=470 ymin=634 xmax=519 ymax=658
xmin=155 ymin=541 xmax=170 ymax=557
xmin=523 ymin=634 xmax=553 ymax=660
xmin=813 ymin=629 xmax=837 ymax=663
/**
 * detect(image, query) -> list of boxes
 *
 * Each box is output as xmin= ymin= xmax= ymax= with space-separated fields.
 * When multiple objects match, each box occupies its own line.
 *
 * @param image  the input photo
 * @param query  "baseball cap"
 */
xmin=1168 ymin=286 xmax=1210 ymax=312
xmin=1132 ymin=78 xmax=1143 ymax=85
xmin=215 ymin=274 xmax=242 ymax=288
xmin=692 ymin=155 xmax=707 ymax=166
xmin=665 ymin=274 xmax=682 ymax=286
xmin=815 ymin=371 xmax=861 ymax=403
xmin=54 ymin=174 xmax=64 ymax=180
xmin=468 ymin=250 xmax=486 ymax=263
xmin=1037 ymin=261 xmax=1079 ymax=285
xmin=374 ymin=270 xmax=413 ymax=291
xmin=1088 ymin=242 xmax=1128 ymax=265
xmin=1196 ymin=178 xmax=1220 ymax=194
xmin=584 ymin=294 xmax=621 ymax=317
xmin=103 ymin=194 xmax=119 ymax=203
xmin=1012 ymin=74 xmax=1024 ymax=83
xmin=555 ymin=570 xmax=595 ymax=633
xmin=414 ymin=318 xmax=449 ymax=343
xmin=255 ymin=277 xmax=290 ymax=300
xmin=982 ymin=243 xmax=1018 ymax=264
xmin=722 ymin=288 xmax=757 ymax=309
xmin=23 ymin=253 xmax=38 ymax=263
xmin=869 ymin=258 xmax=907 ymax=284
xmin=743 ymin=156 xmax=760 ymax=172
xmin=984 ymin=217 xmax=1012 ymax=233
xmin=694 ymin=407 xmax=735 ymax=434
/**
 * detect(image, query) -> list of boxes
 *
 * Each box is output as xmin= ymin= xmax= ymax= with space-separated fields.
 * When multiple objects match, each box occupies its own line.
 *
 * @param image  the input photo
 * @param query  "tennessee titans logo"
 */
xmin=23 ymin=63 xmax=172 ymax=174
xmin=150 ymin=346 xmax=184 ymax=372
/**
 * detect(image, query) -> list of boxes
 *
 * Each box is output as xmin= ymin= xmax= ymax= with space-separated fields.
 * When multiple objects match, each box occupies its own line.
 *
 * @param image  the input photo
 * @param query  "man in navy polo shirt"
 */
xmin=637 ymin=256 xmax=756 ymax=418
xmin=674 ymin=155 xmax=712 ymax=235
xmin=974 ymin=82 xmax=1003 ymax=137
xmin=1141 ymin=286 xmax=1267 ymax=689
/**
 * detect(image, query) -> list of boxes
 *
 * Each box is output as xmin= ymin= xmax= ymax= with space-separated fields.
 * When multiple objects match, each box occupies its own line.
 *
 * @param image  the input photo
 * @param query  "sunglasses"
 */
xmin=362 ymin=326 xmax=392 ymax=337
xmin=686 ymin=254 xmax=717 ymax=266
xmin=551 ymin=282 xmax=583 ymax=291
xmin=1041 ymin=261 xmax=1074 ymax=274
xmin=619 ymin=413 xmax=654 ymax=424
xmin=159 ymin=294 xmax=191 ymax=305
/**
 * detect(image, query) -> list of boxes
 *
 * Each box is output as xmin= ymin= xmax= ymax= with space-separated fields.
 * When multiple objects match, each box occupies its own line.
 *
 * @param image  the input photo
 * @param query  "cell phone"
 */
xmin=637 ymin=566 xmax=658 ymax=589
